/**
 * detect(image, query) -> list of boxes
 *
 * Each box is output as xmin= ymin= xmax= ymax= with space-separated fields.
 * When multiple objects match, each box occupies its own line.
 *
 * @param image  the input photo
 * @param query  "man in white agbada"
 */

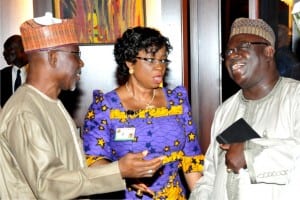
xmin=189 ymin=18 xmax=300 ymax=200
xmin=0 ymin=13 xmax=164 ymax=199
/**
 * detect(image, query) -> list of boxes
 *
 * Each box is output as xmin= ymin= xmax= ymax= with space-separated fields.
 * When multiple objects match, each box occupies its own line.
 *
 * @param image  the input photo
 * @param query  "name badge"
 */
xmin=115 ymin=127 xmax=136 ymax=141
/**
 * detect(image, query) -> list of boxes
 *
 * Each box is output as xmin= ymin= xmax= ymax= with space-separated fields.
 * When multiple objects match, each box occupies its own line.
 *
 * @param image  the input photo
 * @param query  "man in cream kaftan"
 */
xmin=0 ymin=85 xmax=126 ymax=199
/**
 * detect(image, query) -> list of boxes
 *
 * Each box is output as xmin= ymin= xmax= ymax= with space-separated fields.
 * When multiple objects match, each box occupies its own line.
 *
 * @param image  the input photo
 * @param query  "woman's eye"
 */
xmin=146 ymin=58 xmax=155 ymax=63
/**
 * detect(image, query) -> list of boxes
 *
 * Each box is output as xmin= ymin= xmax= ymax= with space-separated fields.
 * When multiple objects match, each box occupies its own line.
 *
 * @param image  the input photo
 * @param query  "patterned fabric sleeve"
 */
xmin=173 ymin=86 xmax=204 ymax=173
xmin=82 ymin=90 xmax=114 ymax=166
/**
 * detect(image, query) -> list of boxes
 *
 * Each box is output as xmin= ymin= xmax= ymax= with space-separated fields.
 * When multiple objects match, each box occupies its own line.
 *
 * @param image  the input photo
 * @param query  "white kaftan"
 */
xmin=190 ymin=77 xmax=300 ymax=200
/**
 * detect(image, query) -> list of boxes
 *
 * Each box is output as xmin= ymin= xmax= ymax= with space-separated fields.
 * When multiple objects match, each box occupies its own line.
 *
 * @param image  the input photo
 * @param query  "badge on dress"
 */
xmin=115 ymin=127 xmax=136 ymax=141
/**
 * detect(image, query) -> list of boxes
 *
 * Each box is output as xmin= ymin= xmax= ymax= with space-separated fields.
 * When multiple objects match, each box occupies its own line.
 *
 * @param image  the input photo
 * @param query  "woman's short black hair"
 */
xmin=113 ymin=26 xmax=172 ymax=85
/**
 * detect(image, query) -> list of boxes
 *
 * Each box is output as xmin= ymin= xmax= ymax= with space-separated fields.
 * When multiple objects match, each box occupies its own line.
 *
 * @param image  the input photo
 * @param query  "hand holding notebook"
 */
xmin=216 ymin=118 xmax=260 ymax=144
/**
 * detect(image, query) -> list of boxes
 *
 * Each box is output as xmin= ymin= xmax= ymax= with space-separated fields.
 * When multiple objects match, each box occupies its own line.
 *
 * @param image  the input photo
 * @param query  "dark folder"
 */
xmin=216 ymin=118 xmax=260 ymax=144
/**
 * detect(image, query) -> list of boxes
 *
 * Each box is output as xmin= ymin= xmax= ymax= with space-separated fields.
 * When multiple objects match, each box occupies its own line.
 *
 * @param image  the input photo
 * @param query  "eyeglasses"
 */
xmin=136 ymin=56 xmax=171 ymax=65
xmin=40 ymin=49 xmax=81 ymax=58
xmin=54 ymin=50 xmax=81 ymax=58
xmin=224 ymin=42 xmax=269 ymax=57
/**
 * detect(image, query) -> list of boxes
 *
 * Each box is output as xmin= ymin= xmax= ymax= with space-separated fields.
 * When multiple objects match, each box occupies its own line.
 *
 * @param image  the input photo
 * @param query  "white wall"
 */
xmin=75 ymin=45 xmax=116 ymax=126
xmin=146 ymin=0 xmax=183 ymax=89
xmin=0 ymin=0 xmax=33 ymax=68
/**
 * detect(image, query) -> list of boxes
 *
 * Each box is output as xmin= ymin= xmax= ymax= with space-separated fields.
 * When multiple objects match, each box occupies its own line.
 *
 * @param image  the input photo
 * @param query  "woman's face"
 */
xmin=128 ymin=47 xmax=170 ymax=89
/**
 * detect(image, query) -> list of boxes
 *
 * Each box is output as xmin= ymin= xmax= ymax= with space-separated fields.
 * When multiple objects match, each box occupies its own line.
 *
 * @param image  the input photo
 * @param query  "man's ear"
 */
xmin=264 ymin=46 xmax=275 ymax=58
xmin=47 ymin=50 xmax=58 ymax=68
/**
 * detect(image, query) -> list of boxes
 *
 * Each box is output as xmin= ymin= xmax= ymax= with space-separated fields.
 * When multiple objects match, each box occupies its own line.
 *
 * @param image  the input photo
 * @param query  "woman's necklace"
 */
xmin=125 ymin=82 xmax=156 ymax=109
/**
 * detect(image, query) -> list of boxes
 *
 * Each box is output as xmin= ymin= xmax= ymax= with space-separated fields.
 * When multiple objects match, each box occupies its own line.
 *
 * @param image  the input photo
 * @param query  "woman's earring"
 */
xmin=129 ymin=69 xmax=134 ymax=74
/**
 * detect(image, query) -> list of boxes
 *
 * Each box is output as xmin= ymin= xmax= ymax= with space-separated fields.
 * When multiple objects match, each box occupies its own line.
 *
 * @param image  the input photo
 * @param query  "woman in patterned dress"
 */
xmin=82 ymin=26 xmax=204 ymax=199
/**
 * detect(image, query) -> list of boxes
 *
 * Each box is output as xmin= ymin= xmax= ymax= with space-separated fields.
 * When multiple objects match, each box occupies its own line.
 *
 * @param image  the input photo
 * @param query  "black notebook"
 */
xmin=216 ymin=118 xmax=260 ymax=144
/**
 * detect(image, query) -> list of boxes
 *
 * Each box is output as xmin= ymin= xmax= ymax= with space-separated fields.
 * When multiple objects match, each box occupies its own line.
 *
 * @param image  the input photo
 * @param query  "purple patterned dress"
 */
xmin=83 ymin=86 xmax=204 ymax=199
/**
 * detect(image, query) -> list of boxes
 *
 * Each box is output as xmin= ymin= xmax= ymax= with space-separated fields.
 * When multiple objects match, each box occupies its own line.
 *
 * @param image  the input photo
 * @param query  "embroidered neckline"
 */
xmin=239 ymin=77 xmax=282 ymax=103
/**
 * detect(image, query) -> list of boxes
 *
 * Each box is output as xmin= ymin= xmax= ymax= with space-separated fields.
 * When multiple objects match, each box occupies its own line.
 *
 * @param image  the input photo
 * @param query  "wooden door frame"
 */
xmin=189 ymin=0 xmax=222 ymax=153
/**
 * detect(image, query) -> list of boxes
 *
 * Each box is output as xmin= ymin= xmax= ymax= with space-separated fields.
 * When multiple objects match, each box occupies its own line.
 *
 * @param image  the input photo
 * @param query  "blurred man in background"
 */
xmin=0 ymin=34 xmax=28 ymax=107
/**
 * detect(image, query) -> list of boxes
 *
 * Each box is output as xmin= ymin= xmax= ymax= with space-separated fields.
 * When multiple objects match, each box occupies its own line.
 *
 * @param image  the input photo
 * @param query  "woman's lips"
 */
xmin=153 ymin=76 xmax=163 ymax=84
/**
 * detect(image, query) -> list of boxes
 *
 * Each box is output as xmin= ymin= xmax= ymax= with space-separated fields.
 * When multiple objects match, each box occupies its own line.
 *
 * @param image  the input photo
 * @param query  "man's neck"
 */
xmin=242 ymin=75 xmax=280 ymax=100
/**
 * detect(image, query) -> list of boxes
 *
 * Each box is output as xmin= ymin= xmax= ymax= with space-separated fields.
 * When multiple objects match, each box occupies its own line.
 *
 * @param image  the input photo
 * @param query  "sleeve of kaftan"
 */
xmin=244 ymin=138 xmax=300 ymax=185
xmin=173 ymin=86 xmax=204 ymax=173
xmin=5 ymin=110 xmax=125 ymax=199
xmin=244 ymin=86 xmax=300 ymax=185
xmin=83 ymin=90 xmax=115 ymax=164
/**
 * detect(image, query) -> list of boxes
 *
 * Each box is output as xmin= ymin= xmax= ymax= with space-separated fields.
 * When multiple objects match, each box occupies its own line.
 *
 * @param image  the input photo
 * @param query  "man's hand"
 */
xmin=220 ymin=143 xmax=246 ymax=173
xmin=118 ymin=150 xmax=164 ymax=178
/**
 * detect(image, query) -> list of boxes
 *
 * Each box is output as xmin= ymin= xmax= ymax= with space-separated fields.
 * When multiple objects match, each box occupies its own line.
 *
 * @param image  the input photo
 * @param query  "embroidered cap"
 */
xmin=229 ymin=18 xmax=275 ymax=47
xmin=20 ymin=12 xmax=78 ymax=52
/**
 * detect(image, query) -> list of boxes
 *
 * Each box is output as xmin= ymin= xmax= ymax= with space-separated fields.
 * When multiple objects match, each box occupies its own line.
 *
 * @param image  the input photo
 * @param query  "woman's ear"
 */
xmin=125 ymin=61 xmax=134 ymax=73
xmin=125 ymin=61 xmax=133 ymax=68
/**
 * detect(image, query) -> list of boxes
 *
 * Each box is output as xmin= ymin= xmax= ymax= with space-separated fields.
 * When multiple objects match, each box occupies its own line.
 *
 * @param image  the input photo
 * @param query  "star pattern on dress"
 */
xmin=188 ymin=132 xmax=196 ymax=141
xmin=179 ymin=98 xmax=183 ymax=104
xmin=164 ymin=146 xmax=170 ymax=152
xmin=146 ymin=142 xmax=151 ymax=148
xmin=97 ymin=138 xmax=105 ymax=148
xmin=147 ymin=130 xmax=153 ymax=136
xmin=112 ymin=149 xmax=116 ymax=155
xmin=95 ymin=94 xmax=103 ymax=104
xmin=150 ymin=147 xmax=156 ymax=154
xmin=101 ymin=105 xmax=108 ymax=111
xmin=85 ymin=110 xmax=95 ymax=120
xmin=174 ymin=140 xmax=180 ymax=146
xmin=95 ymin=97 xmax=100 ymax=104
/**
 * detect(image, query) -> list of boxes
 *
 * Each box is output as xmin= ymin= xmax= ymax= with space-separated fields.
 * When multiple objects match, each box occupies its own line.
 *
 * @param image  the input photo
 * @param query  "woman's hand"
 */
xmin=130 ymin=182 xmax=155 ymax=198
